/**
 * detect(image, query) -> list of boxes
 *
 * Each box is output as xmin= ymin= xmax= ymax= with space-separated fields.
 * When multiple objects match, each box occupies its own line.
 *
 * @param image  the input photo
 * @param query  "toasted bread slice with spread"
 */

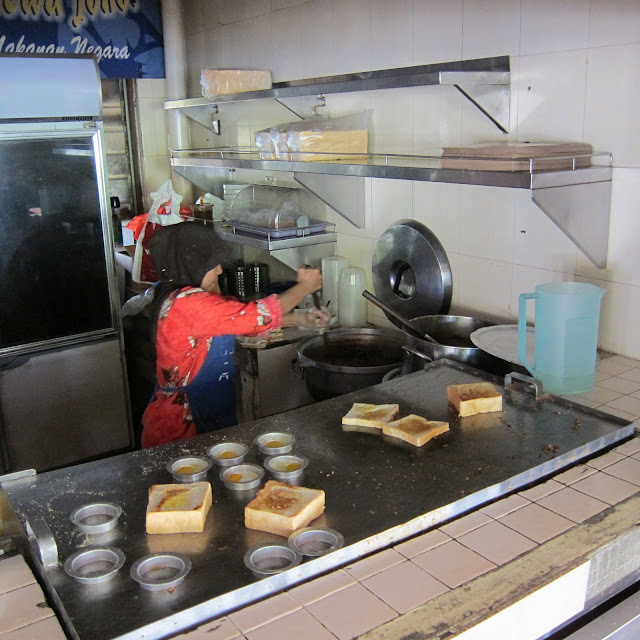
xmin=447 ymin=382 xmax=502 ymax=417
xmin=382 ymin=415 xmax=449 ymax=446
xmin=146 ymin=482 xmax=212 ymax=534
xmin=341 ymin=402 xmax=400 ymax=431
xmin=245 ymin=480 xmax=325 ymax=537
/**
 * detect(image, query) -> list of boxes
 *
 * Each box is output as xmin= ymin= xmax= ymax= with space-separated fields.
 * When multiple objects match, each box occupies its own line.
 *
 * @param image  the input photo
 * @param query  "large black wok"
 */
xmin=295 ymin=327 xmax=404 ymax=400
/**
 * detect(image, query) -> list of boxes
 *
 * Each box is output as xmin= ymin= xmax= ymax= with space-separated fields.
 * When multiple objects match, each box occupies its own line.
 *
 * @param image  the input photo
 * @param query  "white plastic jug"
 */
xmin=339 ymin=267 xmax=367 ymax=327
xmin=517 ymin=282 xmax=606 ymax=395
xmin=321 ymin=255 xmax=348 ymax=315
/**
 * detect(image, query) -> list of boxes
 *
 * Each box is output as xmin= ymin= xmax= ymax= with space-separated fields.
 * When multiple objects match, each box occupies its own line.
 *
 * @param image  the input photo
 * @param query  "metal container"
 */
xmin=288 ymin=527 xmax=344 ymax=557
xmin=264 ymin=454 xmax=308 ymax=483
xmin=295 ymin=327 xmax=404 ymax=401
xmin=70 ymin=502 xmax=122 ymax=535
xmin=220 ymin=464 xmax=264 ymax=491
xmin=401 ymin=315 xmax=523 ymax=377
xmin=255 ymin=432 xmax=294 ymax=456
xmin=130 ymin=553 xmax=192 ymax=591
xmin=166 ymin=456 xmax=212 ymax=483
xmin=64 ymin=547 xmax=126 ymax=585
xmin=244 ymin=542 xmax=302 ymax=579
xmin=207 ymin=442 xmax=249 ymax=467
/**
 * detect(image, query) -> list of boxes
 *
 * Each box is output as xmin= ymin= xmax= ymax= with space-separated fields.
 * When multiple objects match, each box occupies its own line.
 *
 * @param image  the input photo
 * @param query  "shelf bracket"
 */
xmin=293 ymin=173 xmax=365 ymax=229
xmin=276 ymin=96 xmax=325 ymax=120
xmin=440 ymin=71 xmax=510 ymax=133
xmin=530 ymin=167 xmax=613 ymax=269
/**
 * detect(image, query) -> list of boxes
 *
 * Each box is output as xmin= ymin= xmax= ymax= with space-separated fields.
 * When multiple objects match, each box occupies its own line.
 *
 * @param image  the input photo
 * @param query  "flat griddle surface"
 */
xmin=3 ymin=360 xmax=634 ymax=640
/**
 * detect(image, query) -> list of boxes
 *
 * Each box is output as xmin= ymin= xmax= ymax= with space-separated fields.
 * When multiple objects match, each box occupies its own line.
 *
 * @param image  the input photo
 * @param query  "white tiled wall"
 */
xmin=137 ymin=0 xmax=640 ymax=358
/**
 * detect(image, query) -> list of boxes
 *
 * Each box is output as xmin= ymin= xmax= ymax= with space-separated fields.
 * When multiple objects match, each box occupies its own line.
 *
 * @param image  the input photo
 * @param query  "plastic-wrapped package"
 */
xmin=254 ymin=112 xmax=369 ymax=162
xmin=200 ymin=69 xmax=272 ymax=99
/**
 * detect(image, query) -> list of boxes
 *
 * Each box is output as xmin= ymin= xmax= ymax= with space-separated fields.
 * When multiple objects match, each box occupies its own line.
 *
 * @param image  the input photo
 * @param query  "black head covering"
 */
xmin=149 ymin=222 xmax=231 ymax=287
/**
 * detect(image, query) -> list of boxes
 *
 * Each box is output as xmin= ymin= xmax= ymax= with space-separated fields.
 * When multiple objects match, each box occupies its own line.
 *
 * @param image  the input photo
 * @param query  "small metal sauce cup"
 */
xmin=244 ymin=542 xmax=302 ymax=579
xmin=288 ymin=527 xmax=344 ymax=557
xmin=166 ymin=456 xmax=212 ymax=483
xmin=64 ymin=547 xmax=126 ymax=585
xmin=220 ymin=464 xmax=264 ymax=491
xmin=263 ymin=454 xmax=308 ymax=483
xmin=255 ymin=432 xmax=295 ymax=456
xmin=130 ymin=553 xmax=191 ymax=591
xmin=207 ymin=442 xmax=249 ymax=467
xmin=70 ymin=502 xmax=122 ymax=535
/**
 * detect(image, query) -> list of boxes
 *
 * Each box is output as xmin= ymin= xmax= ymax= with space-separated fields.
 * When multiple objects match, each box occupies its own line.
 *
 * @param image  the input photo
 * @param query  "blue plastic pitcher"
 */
xmin=518 ymin=282 xmax=606 ymax=395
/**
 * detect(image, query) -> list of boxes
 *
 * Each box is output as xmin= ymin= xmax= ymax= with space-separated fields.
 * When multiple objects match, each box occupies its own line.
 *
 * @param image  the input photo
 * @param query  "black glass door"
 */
xmin=0 ymin=132 xmax=114 ymax=353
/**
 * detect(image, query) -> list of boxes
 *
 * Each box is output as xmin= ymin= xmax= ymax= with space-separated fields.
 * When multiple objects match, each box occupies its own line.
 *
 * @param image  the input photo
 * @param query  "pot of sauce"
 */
xmin=401 ymin=315 xmax=525 ymax=377
xmin=295 ymin=328 xmax=404 ymax=401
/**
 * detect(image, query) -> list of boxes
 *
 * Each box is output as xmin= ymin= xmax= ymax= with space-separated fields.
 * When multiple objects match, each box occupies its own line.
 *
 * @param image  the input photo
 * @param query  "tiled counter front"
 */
xmin=2 ymin=355 xmax=640 ymax=640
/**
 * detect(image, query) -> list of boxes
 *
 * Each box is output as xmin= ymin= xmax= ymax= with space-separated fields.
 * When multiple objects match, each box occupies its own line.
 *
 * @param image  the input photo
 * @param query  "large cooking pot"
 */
xmin=401 ymin=315 xmax=525 ymax=377
xmin=295 ymin=328 xmax=404 ymax=401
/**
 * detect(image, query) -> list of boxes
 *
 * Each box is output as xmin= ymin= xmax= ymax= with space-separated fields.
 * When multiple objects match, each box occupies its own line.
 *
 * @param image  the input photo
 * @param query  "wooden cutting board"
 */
xmin=440 ymin=141 xmax=593 ymax=171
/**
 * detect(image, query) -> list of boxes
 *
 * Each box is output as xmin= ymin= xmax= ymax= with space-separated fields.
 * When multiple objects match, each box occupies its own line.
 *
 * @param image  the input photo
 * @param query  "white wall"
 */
xmin=138 ymin=0 xmax=640 ymax=358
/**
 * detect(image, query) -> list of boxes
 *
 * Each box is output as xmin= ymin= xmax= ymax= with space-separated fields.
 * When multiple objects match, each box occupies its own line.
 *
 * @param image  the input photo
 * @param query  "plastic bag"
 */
xmin=132 ymin=180 xmax=189 ymax=284
xmin=254 ymin=112 xmax=369 ymax=162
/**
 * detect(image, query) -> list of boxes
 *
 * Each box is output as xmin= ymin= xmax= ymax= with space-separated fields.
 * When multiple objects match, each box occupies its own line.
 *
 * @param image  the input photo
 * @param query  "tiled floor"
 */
xmin=3 ymin=354 xmax=640 ymax=640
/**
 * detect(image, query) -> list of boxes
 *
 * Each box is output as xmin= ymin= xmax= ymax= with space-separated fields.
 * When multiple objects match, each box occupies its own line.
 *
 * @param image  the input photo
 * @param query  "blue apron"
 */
xmin=156 ymin=334 xmax=238 ymax=434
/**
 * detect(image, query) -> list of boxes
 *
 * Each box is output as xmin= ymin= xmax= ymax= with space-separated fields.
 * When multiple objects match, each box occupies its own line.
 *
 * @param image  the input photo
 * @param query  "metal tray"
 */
xmin=227 ymin=219 xmax=327 ymax=239
xmin=2 ymin=360 xmax=634 ymax=640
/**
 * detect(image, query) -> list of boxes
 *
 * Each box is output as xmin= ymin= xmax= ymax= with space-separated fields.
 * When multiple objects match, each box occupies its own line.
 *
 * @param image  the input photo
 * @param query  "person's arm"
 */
xmin=277 ymin=266 xmax=322 ymax=315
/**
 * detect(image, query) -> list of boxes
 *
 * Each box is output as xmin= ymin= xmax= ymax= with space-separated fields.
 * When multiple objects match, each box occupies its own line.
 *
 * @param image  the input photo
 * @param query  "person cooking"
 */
xmin=140 ymin=222 xmax=328 ymax=448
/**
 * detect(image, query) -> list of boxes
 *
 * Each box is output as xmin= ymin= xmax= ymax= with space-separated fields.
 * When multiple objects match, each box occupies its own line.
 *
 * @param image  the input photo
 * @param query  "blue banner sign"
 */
xmin=0 ymin=0 xmax=165 ymax=78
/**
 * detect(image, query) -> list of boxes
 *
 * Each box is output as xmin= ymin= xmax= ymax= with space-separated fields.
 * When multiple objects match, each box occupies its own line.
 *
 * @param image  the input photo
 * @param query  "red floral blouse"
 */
xmin=141 ymin=287 xmax=282 ymax=448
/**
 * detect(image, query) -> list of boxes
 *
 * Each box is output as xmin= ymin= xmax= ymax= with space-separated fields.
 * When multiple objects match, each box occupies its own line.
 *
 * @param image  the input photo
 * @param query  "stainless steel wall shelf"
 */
xmin=165 ymin=56 xmax=511 ymax=131
xmin=166 ymin=55 xmax=612 ymax=268
xmin=172 ymin=150 xmax=613 ymax=268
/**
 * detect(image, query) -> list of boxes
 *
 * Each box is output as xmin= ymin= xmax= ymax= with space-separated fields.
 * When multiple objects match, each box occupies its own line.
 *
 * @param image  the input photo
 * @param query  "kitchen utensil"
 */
xmin=470 ymin=324 xmax=535 ymax=366
xmin=363 ymin=290 xmax=438 ymax=344
xmin=130 ymin=553 xmax=192 ymax=591
xmin=295 ymin=327 xmax=404 ymax=400
xmin=518 ymin=282 xmax=606 ymax=395
xmin=400 ymin=315 xmax=524 ymax=377
xmin=255 ymin=432 xmax=295 ymax=455
xmin=70 ymin=502 xmax=122 ymax=535
xmin=372 ymin=220 xmax=452 ymax=326
xmin=288 ymin=527 xmax=344 ymax=557
xmin=338 ymin=267 xmax=367 ymax=327
xmin=264 ymin=454 xmax=308 ymax=483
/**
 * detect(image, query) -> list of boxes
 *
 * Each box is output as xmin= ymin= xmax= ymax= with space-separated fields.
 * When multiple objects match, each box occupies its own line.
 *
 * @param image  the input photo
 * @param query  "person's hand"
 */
xmin=296 ymin=266 xmax=322 ymax=294
xmin=294 ymin=307 xmax=332 ymax=329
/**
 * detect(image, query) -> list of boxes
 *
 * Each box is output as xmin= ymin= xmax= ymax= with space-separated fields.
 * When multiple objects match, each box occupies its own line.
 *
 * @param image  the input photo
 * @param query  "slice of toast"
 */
xmin=382 ymin=415 xmax=449 ymax=447
xmin=146 ymin=482 xmax=212 ymax=534
xmin=447 ymin=382 xmax=503 ymax=417
xmin=245 ymin=480 xmax=325 ymax=537
xmin=341 ymin=402 xmax=400 ymax=430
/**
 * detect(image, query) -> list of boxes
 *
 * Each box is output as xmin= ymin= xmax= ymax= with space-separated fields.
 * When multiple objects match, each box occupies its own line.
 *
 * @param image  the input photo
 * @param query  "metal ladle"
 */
xmin=362 ymin=290 xmax=439 ymax=345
